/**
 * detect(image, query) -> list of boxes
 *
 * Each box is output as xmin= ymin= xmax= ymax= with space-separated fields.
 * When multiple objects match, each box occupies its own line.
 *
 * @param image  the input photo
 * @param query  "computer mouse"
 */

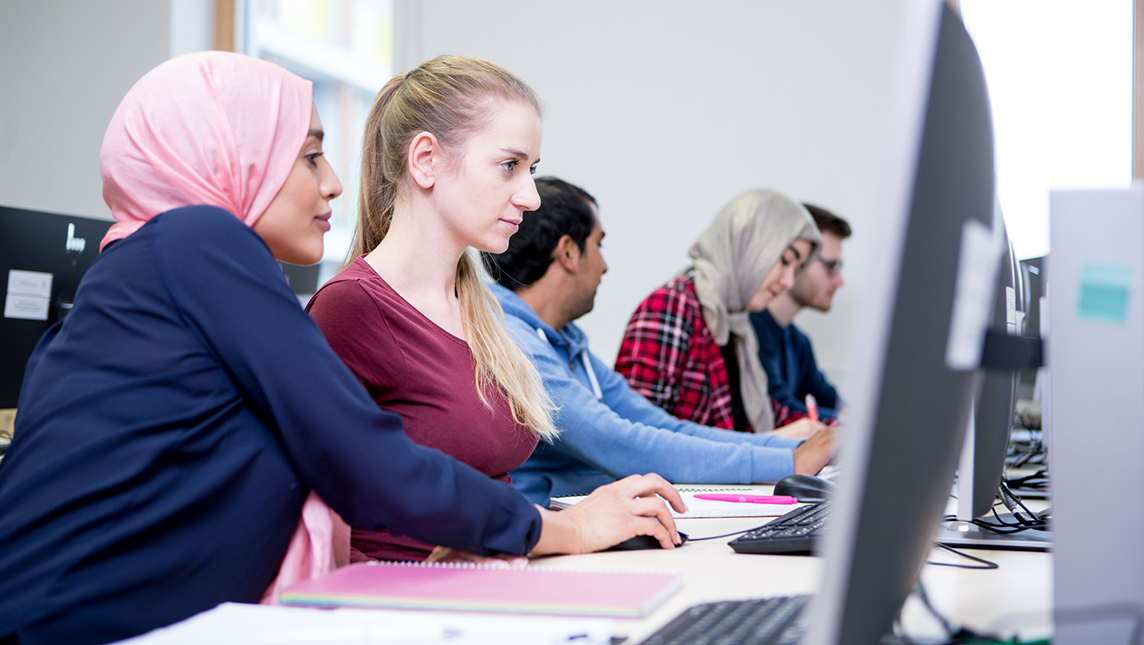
xmin=773 ymin=474 xmax=836 ymax=503
xmin=605 ymin=530 xmax=689 ymax=551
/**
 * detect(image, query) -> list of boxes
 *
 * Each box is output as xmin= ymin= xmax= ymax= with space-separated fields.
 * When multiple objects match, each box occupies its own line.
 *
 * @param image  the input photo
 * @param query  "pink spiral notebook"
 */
xmin=279 ymin=561 xmax=682 ymax=618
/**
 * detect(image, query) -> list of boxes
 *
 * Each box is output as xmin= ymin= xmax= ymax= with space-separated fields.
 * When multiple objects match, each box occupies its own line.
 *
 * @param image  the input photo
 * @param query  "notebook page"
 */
xmin=551 ymin=486 xmax=803 ymax=519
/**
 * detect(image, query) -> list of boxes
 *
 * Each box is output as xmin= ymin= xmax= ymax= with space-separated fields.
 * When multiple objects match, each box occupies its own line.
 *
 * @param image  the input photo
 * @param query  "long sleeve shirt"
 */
xmin=614 ymin=272 xmax=739 ymax=429
xmin=0 ymin=207 xmax=541 ymax=645
xmin=493 ymin=285 xmax=802 ymax=508
xmin=307 ymin=259 xmax=539 ymax=562
xmin=751 ymin=309 xmax=840 ymax=419
xmin=613 ymin=272 xmax=802 ymax=429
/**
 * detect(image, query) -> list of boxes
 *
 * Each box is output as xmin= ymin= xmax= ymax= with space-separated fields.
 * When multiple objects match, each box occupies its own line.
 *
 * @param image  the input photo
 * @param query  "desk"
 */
xmin=528 ymin=486 xmax=1053 ymax=643
xmin=120 ymin=486 xmax=1054 ymax=644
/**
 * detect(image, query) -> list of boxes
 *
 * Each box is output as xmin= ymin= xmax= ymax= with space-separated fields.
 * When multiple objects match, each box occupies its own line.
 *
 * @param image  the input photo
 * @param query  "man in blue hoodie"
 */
xmin=482 ymin=177 xmax=837 ymax=507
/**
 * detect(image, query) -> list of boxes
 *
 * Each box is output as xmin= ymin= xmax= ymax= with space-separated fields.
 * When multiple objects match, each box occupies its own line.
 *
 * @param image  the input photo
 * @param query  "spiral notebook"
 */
xmin=550 ymin=486 xmax=804 ymax=519
xmin=279 ymin=561 xmax=681 ymax=618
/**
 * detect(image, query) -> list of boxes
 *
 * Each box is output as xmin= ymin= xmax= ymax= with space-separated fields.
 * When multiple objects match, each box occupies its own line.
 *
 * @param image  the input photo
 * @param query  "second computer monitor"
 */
xmin=1 ymin=206 xmax=112 ymax=409
xmin=803 ymin=3 xmax=997 ymax=643
xmin=969 ymin=232 xmax=1022 ymax=518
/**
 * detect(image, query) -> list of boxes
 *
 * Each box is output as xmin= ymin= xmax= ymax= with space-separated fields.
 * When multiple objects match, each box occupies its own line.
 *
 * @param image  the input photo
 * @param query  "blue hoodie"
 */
xmin=493 ymin=284 xmax=803 ymax=507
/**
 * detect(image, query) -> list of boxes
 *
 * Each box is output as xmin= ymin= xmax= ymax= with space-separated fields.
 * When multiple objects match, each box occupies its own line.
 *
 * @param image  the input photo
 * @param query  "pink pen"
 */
xmin=693 ymin=494 xmax=798 ymax=505
xmin=805 ymin=394 xmax=819 ymax=422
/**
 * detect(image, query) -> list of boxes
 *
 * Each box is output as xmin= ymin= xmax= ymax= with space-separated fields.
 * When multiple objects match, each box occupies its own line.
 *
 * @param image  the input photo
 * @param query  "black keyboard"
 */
xmin=641 ymin=595 xmax=811 ymax=645
xmin=729 ymin=503 xmax=828 ymax=555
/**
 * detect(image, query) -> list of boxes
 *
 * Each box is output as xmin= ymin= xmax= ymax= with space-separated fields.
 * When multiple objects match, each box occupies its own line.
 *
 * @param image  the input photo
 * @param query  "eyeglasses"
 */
xmin=819 ymin=257 xmax=843 ymax=275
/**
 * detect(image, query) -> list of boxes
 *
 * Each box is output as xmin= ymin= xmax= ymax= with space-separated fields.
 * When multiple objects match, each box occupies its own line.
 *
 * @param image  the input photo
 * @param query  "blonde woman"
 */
xmin=306 ymin=56 xmax=683 ymax=562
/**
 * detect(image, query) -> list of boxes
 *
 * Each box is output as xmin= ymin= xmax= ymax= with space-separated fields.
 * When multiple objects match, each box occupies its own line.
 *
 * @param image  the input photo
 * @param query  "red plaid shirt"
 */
xmin=615 ymin=271 xmax=803 ymax=432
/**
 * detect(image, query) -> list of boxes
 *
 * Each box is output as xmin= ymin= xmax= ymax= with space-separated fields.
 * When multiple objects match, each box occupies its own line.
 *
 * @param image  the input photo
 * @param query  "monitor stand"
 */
xmin=945 ymin=413 xmax=1052 ymax=551
xmin=935 ymin=515 xmax=1051 ymax=551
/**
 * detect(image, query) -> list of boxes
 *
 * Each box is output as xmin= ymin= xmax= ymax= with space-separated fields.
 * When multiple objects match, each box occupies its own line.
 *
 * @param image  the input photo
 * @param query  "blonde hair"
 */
xmin=352 ymin=55 xmax=557 ymax=440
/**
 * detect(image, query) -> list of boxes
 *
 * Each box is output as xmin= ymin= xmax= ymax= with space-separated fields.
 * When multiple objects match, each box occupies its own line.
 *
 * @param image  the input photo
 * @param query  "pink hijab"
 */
xmin=98 ymin=51 xmax=349 ymax=597
xmin=99 ymin=51 xmax=312 ymax=250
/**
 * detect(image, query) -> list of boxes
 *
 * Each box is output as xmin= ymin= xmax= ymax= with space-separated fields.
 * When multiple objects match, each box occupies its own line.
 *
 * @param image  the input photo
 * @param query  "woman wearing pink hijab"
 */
xmin=0 ymin=52 xmax=682 ymax=645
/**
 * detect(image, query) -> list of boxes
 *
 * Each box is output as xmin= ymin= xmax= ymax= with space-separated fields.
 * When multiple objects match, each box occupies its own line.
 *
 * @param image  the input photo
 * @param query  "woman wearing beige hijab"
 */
xmin=616 ymin=189 xmax=834 ymax=445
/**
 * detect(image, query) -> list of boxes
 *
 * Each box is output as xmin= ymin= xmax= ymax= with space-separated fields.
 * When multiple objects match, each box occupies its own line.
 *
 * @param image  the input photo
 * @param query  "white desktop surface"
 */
xmin=117 ymin=486 xmax=1053 ymax=644
xmin=532 ymin=487 xmax=1053 ymax=643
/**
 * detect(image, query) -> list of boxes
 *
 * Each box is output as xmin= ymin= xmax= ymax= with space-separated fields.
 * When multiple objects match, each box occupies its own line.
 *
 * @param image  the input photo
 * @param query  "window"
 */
xmin=959 ymin=0 xmax=1133 ymax=260
xmin=244 ymin=0 xmax=394 ymax=274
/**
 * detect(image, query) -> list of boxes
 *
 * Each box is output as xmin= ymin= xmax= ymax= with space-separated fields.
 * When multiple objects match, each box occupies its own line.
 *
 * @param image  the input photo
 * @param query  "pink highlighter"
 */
xmin=693 ymin=494 xmax=798 ymax=505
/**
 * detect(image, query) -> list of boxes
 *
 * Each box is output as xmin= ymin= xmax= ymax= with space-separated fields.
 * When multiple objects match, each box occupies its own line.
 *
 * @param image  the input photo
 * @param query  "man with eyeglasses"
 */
xmin=750 ymin=204 xmax=850 ymax=423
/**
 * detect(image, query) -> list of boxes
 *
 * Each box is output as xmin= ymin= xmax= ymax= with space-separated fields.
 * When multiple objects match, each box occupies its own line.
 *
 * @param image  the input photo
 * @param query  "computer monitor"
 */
xmin=0 ymin=206 xmax=112 ymax=409
xmin=933 ymin=230 xmax=1051 ymax=551
xmin=801 ymin=4 xmax=998 ymax=643
xmin=1016 ymin=255 xmax=1045 ymax=400
xmin=967 ymin=230 xmax=1022 ymax=518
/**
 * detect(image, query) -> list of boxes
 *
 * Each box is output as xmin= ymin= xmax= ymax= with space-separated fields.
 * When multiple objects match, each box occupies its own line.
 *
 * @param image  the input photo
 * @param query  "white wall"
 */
xmin=0 ymin=0 xmax=214 ymax=221
xmin=398 ymin=0 xmax=925 ymax=388
xmin=1 ymin=0 xmax=930 ymax=390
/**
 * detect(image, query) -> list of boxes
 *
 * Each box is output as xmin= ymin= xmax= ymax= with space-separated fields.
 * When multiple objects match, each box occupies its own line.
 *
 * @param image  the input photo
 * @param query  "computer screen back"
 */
xmin=0 ymin=206 xmax=111 ymax=408
xmin=803 ymin=4 xmax=996 ymax=644
xmin=969 ymin=232 xmax=1021 ymax=518
xmin=1017 ymin=256 xmax=1045 ymax=399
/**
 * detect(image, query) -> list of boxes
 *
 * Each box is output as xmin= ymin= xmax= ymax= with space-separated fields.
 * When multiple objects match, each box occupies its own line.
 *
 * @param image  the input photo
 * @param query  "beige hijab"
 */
xmin=690 ymin=189 xmax=821 ymax=432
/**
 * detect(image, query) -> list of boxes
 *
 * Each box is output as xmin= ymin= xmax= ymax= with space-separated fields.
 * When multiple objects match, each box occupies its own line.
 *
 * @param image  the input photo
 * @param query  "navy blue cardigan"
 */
xmin=750 ymin=309 xmax=840 ymax=419
xmin=0 ymin=207 xmax=542 ymax=645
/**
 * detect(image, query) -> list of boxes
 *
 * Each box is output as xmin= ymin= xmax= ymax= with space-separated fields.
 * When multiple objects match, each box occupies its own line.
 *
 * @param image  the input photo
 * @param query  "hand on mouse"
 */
xmin=769 ymin=418 xmax=827 ymax=439
xmin=792 ymin=426 xmax=838 ymax=475
xmin=529 ymin=474 xmax=687 ymax=555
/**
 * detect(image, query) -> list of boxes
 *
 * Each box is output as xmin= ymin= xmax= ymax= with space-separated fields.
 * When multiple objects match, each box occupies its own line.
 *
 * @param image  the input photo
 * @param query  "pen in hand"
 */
xmin=805 ymin=394 xmax=819 ymax=422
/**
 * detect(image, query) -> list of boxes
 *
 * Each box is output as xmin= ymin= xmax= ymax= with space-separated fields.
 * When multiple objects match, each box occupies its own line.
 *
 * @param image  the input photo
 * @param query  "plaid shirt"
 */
xmin=616 ymin=271 xmax=804 ymax=432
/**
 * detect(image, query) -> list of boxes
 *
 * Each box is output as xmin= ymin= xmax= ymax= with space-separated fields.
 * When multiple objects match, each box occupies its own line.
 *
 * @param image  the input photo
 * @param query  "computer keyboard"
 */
xmin=641 ymin=595 xmax=811 ymax=645
xmin=729 ymin=503 xmax=828 ymax=555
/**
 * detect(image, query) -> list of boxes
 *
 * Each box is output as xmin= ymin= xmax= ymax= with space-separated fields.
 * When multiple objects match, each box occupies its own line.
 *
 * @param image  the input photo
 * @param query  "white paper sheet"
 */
xmin=5 ymin=269 xmax=53 ymax=321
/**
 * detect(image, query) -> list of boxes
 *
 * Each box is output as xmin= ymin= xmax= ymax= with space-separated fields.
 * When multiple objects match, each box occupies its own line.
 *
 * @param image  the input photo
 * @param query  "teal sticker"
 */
xmin=1078 ymin=264 xmax=1132 ymax=323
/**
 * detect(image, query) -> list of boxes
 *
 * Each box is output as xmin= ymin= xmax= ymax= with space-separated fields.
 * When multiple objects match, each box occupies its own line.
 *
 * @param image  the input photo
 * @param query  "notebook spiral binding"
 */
xmin=363 ymin=559 xmax=681 ymax=576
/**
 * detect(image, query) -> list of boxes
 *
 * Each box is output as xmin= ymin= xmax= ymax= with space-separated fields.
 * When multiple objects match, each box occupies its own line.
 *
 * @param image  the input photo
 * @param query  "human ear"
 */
xmin=407 ymin=131 xmax=438 ymax=189
xmin=553 ymin=235 xmax=581 ymax=272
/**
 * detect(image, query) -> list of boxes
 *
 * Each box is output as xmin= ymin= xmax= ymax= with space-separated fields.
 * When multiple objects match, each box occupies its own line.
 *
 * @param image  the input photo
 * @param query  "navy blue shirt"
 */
xmin=750 ymin=309 xmax=840 ymax=419
xmin=0 ymin=207 xmax=541 ymax=645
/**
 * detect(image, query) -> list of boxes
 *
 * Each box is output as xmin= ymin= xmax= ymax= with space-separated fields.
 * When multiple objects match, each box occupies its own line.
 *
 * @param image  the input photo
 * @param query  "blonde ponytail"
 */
xmin=354 ymin=56 xmax=556 ymax=440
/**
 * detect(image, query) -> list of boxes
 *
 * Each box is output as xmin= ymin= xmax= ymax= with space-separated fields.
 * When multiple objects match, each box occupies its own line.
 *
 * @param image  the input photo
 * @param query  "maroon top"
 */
xmin=307 ymin=257 xmax=539 ymax=561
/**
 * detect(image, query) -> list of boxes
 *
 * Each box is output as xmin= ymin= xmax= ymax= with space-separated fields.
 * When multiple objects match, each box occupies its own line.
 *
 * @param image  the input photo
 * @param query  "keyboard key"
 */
xmin=729 ymin=503 xmax=829 ymax=555
xmin=642 ymin=596 xmax=811 ymax=645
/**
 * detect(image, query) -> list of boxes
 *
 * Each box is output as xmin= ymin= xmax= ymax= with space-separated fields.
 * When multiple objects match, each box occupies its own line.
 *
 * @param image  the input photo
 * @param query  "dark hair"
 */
xmin=482 ymin=176 xmax=597 ymax=290
xmin=803 ymin=203 xmax=852 ymax=239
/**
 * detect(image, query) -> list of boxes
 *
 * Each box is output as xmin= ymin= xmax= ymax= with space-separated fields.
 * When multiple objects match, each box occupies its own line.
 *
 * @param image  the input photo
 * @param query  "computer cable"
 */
xmin=908 ymin=580 xmax=1059 ymax=645
xmin=926 ymin=543 xmax=998 ymax=570
xmin=997 ymin=483 xmax=1049 ymax=528
xmin=970 ymin=509 xmax=1047 ymax=535
xmin=1006 ymin=445 xmax=1046 ymax=470
xmin=687 ymin=525 xmax=766 ymax=542
xmin=945 ymin=483 xmax=1050 ymax=535
xmin=941 ymin=507 xmax=1049 ymax=536
xmin=911 ymin=579 xmax=986 ymax=644
xmin=1003 ymin=469 xmax=1049 ymax=494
